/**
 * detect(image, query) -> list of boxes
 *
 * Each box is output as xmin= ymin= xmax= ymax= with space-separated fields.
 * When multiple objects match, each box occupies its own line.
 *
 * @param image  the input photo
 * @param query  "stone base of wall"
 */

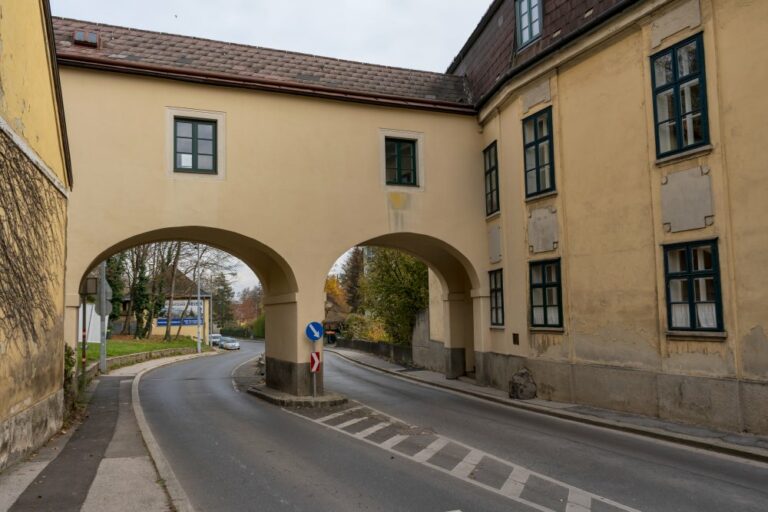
xmin=0 ymin=390 xmax=64 ymax=472
xmin=266 ymin=356 xmax=321 ymax=397
xmin=334 ymin=339 xmax=414 ymax=367
xmin=476 ymin=351 xmax=768 ymax=435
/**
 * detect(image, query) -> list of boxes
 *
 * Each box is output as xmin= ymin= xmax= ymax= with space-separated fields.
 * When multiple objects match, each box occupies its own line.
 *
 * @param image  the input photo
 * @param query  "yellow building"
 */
xmin=51 ymin=0 xmax=767 ymax=433
xmin=0 ymin=0 xmax=71 ymax=470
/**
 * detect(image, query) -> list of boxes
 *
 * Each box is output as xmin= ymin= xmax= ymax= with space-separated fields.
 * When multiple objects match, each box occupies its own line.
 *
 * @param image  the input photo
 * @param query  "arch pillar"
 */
xmin=442 ymin=292 xmax=475 ymax=378
xmin=263 ymin=288 xmax=327 ymax=396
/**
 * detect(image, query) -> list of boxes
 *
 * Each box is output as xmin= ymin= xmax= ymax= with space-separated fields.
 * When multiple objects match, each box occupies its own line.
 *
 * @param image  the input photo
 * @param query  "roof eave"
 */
xmin=57 ymin=52 xmax=477 ymax=116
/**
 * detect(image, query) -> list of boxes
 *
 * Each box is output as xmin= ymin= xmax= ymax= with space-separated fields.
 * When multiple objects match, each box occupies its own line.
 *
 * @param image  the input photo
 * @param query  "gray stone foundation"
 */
xmin=0 ymin=390 xmax=64 ymax=472
xmin=266 ymin=356 xmax=322 ymax=397
xmin=475 ymin=351 xmax=768 ymax=435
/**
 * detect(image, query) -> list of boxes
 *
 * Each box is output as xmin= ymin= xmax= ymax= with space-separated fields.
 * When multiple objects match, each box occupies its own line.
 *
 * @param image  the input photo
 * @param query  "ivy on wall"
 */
xmin=0 ymin=130 xmax=65 ymax=350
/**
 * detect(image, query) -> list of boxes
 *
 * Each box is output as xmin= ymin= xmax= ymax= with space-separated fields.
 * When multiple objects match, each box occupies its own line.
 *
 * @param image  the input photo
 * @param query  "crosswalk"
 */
xmin=285 ymin=402 xmax=641 ymax=512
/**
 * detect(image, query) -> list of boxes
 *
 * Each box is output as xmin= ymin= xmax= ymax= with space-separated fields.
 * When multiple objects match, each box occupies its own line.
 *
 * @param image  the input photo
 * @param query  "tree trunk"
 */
xmin=164 ymin=242 xmax=181 ymax=341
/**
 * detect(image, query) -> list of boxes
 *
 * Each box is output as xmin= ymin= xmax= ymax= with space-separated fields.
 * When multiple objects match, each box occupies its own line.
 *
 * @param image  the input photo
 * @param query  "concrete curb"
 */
xmin=246 ymin=384 xmax=347 ymax=408
xmin=131 ymin=352 xmax=219 ymax=512
xmin=326 ymin=348 xmax=768 ymax=464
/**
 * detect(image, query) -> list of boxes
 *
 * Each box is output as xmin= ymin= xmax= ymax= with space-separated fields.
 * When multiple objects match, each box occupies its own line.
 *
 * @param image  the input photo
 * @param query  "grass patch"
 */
xmin=86 ymin=335 xmax=208 ymax=362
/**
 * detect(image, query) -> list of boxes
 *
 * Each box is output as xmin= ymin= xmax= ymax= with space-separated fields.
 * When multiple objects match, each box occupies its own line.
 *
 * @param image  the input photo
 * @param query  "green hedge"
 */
xmin=221 ymin=313 xmax=265 ymax=339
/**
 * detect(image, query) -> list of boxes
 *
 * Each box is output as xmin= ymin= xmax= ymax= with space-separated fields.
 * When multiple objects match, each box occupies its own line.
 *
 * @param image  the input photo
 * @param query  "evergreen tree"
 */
xmin=340 ymin=247 xmax=365 ymax=313
xmin=105 ymin=254 xmax=126 ymax=321
xmin=212 ymin=272 xmax=235 ymax=327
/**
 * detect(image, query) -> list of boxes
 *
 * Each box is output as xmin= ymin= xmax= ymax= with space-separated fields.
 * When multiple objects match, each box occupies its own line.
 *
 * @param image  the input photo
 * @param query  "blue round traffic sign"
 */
xmin=305 ymin=321 xmax=324 ymax=342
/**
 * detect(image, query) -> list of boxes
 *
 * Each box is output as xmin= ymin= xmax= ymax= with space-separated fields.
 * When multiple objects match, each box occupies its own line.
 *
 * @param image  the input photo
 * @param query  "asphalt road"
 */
xmin=139 ymin=341 xmax=768 ymax=512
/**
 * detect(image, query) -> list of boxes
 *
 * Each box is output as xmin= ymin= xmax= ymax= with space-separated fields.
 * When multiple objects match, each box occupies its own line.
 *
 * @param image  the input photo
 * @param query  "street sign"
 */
xmin=305 ymin=321 xmax=324 ymax=342
xmin=310 ymin=352 xmax=321 ymax=373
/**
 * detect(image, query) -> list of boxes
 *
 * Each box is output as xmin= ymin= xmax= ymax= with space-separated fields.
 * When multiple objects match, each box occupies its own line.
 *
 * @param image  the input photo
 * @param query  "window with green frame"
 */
xmin=174 ymin=118 xmax=217 ymax=173
xmin=385 ymin=138 xmax=417 ymax=186
xmin=484 ymin=142 xmax=500 ymax=215
xmin=489 ymin=269 xmax=504 ymax=326
xmin=651 ymin=33 xmax=709 ymax=158
xmin=523 ymin=107 xmax=555 ymax=197
xmin=664 ymin=240 xmax=723 ymax=332
xmin=516 ymin=0 xmax=542 ymax=48
xmin=530 ymin=259 xmax=562 ymax=328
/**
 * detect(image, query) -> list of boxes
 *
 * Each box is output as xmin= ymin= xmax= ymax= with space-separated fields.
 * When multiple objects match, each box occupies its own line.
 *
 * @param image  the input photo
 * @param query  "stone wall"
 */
xmin=0 ymin=128 xmax=67 ymax=473
xmin=476 ymin=351 xmax=768 ymax=435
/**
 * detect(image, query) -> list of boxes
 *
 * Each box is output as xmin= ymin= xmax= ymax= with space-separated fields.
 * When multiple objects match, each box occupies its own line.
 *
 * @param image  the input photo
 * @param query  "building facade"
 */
xmin=0 ymin=0 xmax=71 ymax=471
xmin=51 ymin=0 xmax=767 ymax=434
xmin=442 ymin=0 xmax=768 ymax=433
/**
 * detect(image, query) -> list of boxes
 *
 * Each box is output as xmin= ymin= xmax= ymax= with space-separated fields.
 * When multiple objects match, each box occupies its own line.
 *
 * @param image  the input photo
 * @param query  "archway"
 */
xmin=322 ymin=232 xmax=479 ymax=379
xmin=67 ymin=226 xmax=304 ymax=393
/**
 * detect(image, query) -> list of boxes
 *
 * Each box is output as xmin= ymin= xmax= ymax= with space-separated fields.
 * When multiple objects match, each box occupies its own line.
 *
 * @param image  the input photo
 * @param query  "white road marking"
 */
xmin=284 ymin=403 xmax=643 ymax=512
xmin=413 ymin=437 xmax=450 ymax=463
xmin=380 ymin=434 xmax=408 ymax=450
xmin=451 ymin=449 xmax=484 ymax=478
xmin=316 ymin=406 xmax=364 ymax=423
xmin=500 ymin=465 xmax=530 ymax=498
xmin=567 ymin=488 xmax=592 ymax=512
xmin=355 ymin=422 xmax=390 ymax=439
xmin=335 ymin=416 xmax=368 ymax=430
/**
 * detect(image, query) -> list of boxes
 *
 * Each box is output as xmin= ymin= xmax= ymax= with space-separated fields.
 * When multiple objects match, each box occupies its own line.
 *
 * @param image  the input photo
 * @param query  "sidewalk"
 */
xmin=326 ymin=346 xmax=768 ymax=463
xmin=0 ymin=352 xmax=213 ymax=512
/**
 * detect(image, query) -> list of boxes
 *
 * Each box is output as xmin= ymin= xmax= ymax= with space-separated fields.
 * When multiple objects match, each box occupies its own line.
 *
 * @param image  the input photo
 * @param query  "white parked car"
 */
xmin=220 ymin=337 xmax=240 ymax=350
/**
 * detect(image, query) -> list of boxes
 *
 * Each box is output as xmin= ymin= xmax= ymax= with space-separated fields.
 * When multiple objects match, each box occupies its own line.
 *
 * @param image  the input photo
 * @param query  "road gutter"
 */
xmin=326 ymin=348 xmax=768 ymax=465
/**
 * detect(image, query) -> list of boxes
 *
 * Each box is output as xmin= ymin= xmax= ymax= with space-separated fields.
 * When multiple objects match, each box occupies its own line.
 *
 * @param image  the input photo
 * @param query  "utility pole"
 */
xmin=98 ymin=261 xmax=108 ymax=373
xmin=196 ymin=243 xmax=202 ymax=354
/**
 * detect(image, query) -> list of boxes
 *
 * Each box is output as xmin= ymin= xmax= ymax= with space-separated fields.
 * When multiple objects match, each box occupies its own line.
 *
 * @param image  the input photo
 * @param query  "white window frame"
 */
xmin=379 ymin=128 xmax=426 ymax=191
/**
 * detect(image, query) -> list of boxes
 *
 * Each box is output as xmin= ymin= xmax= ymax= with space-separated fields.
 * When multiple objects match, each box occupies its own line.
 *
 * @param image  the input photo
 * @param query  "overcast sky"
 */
xmin=50 ymin=1 xmax=491 ymax=294
xmin=50 ymin=0 xmax=491 ymax=73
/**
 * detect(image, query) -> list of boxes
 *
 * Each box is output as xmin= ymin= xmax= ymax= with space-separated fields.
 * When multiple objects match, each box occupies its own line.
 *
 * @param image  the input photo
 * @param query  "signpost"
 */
xmin=305 ymin=322 xmax=323 ymax=397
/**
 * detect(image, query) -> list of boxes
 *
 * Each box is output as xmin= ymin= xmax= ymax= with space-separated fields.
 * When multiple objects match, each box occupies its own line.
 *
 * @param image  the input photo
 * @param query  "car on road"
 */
xmin=210 ymin=333 xmax=222 ymax=347
xmin=220 ymin=337 xmax=240 ymax=350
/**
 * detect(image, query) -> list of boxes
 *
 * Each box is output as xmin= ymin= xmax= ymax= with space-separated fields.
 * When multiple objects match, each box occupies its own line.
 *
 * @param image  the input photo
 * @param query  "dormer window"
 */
xmin=73 ymin=30 xmax=99 ymax=47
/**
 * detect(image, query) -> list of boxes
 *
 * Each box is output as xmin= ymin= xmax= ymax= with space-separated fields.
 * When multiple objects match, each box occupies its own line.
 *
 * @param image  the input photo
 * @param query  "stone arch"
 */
xmin=66 ymin=226 xmax=301 ymax=392
xmin=328 ymin=232 xmax=480 ymax=378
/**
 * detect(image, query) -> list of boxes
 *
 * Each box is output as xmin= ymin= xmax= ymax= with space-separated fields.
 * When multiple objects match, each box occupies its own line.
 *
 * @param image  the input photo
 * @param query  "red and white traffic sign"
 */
xmin=310 ymin=352 xmax=321 ymax=373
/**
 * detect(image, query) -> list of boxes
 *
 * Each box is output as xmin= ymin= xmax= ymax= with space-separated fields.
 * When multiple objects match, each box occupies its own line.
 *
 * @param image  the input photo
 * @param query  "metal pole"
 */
xmin=196 ymin=244 xmax=202 ymax=354
xmin=312 ymin=371 xmax=317 ymax=398
xmin=98 ymin=261 xmax=108 ymax=373
xmin=80 ymin=295 xmax=87 ymax=392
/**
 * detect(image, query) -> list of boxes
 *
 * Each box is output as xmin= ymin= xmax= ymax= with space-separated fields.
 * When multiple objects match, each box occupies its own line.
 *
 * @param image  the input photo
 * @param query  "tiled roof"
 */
xmin=52 ymin=17 xmax=473 ymax=113
xmin=448 ymin=0 xmax=640 ymax=105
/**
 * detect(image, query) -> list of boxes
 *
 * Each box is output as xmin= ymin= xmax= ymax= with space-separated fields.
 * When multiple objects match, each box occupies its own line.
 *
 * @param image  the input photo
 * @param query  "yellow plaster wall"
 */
xmin=59 ymin=68 xmax=487 ymax=366
xmin=557 ymin=31 xmax=661 ymax=370
xmin=0 ymin=0 xmax=67 ymax=182
xmin=711 ymin=0 xmax=768 ymax=381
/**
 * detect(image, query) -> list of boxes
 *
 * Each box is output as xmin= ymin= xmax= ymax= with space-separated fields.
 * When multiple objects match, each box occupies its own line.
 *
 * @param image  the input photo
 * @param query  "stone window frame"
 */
xmin=165 ymin=107 xmax=226 ymax=181
xmin=379 ymin=128 xmax=425 ymax=191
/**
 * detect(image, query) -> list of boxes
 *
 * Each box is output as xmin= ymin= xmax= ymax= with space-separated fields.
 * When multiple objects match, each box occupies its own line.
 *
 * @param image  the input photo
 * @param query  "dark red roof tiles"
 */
xmin=52 ymin=17 xmax=470 ymax=107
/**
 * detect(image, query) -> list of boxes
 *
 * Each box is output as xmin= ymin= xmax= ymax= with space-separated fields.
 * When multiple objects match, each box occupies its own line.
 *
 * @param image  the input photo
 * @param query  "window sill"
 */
xmin=486 ymin=211 xmax=501 ymax=222
xmin=529 ymin=326 xmax=564 ymax=333
xmin=666 ymin=330 xmax=727 ymax=341
xmin=525 ymin=190 xmax=557 ymax=203
xmin=174 ymin=169 xmax=218 ymax=175
xmin=655 ymin=144 xmax=713 ymax=167
xmin=516 ymin=37 xmax=541 ymax=54
xmin=490 ymin=325 xmax=505 ymax=331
